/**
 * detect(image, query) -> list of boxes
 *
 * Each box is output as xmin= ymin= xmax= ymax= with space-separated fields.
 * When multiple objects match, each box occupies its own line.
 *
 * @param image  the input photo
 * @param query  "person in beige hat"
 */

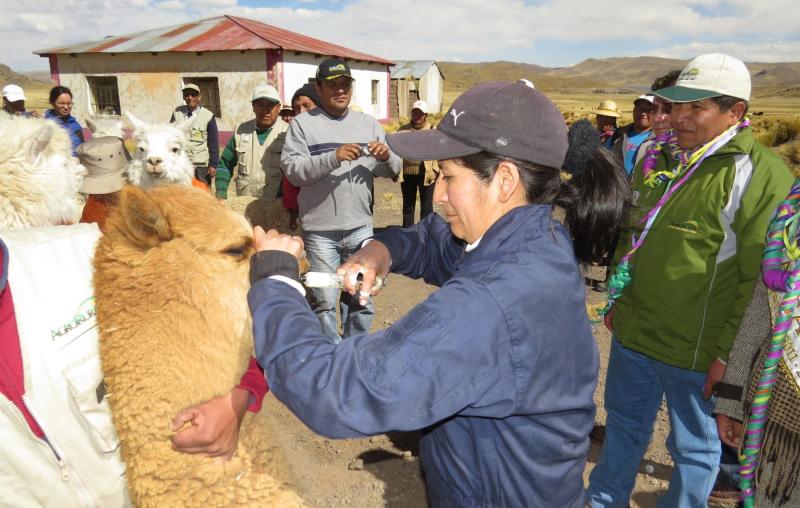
xmin=215 ymin=84 xmax=288 ymax=200
xmin=594 ymin=99 xmax=621 ymax=149
xmin=77 ymin=136 xmax=128 ymax=231
xmin=170 ymin=83 xmax=219 ymax=187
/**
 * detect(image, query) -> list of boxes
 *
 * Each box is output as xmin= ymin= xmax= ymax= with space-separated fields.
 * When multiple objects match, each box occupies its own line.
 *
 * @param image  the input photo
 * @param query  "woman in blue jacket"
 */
xmin=248 ymin=81 xmax=627 ymax=507
xmin=45 ymin=86 xmax=84 ymax=156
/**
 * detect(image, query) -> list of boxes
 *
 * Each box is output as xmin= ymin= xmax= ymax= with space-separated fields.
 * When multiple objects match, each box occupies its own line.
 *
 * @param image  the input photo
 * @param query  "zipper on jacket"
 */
xmin=21 ymin=394 xmax=98 ymax=506
xmin=693 ymin=261 xmax=719 ymax=370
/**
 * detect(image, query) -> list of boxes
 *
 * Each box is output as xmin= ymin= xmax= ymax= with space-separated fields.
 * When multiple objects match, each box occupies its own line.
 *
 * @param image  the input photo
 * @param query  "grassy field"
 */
xmin=23 ymin=82 xmax=52 ymax=112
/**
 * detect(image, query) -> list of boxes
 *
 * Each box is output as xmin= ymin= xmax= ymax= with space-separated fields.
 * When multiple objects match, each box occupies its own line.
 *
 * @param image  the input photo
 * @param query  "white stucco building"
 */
xmin=35 ymin=15 xmax=394 ymax=131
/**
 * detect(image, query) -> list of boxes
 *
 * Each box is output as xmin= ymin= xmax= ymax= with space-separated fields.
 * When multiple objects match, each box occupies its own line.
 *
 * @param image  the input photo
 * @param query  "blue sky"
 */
xmin=2 ymin=0 xmax=798 ymax=71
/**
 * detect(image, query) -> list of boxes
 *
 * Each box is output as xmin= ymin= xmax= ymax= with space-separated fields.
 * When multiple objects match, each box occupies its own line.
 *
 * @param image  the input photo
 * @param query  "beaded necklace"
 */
xmin=740 ymin=180 xmax=800 ymax=508
xmin=598 ymin=120 xmax=750 ymax=317
xmin=640 ymin=130 xmax=690 ymax=187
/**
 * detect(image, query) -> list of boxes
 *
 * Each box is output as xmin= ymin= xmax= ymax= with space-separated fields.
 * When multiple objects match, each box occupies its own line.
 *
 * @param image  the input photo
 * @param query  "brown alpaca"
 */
xmin=93 ymin=185 xmax=305 ymax=507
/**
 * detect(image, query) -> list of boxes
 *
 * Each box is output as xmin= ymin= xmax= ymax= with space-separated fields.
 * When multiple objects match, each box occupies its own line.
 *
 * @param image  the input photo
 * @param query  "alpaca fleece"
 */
xmin=93 ymin=185 xmax=305 ymax=507
xmin=0 ymin=117 xmax=85 ymax=229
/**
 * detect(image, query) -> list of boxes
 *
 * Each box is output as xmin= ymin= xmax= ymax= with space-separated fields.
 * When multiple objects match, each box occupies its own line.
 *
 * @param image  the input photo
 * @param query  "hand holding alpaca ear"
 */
xmin=170 ymin=388 xmax=250 ymax=460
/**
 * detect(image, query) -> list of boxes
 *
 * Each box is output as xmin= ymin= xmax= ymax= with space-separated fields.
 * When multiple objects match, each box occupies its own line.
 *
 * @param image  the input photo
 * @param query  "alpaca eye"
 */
xmin=138 ymin=147 xmax=145 ymax=152
xmin=224 ymin=247 xmax=245 ymax=257
xmin=171 ymin=147 xmax=180 ymax=154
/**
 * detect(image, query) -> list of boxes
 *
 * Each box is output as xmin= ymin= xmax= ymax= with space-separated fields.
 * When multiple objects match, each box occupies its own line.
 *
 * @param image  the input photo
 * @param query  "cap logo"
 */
xmin=450 ymin=109 xmax=465 ymax=126
xmin=495 ymin=135 xmax=511 ymax=148
xmin=329 ymin=64 xmax=346 ymax=72
xmin=680 ymin=68 xmax=700 ymax=81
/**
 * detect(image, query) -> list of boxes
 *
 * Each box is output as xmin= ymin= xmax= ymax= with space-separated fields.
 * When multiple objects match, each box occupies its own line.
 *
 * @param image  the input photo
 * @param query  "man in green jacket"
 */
xmin=587 ymin=53 xmax=794 ymax=507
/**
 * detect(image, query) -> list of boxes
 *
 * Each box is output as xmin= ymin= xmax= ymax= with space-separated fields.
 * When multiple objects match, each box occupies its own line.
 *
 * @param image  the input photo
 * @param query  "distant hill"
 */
xmin=438 ymin=56 xmax=800 ymax=94
xmin=437 ymin=61 xmax=603 ymax=92
xmin=0 ymin=64 xmax=48 ymax=87
xmin=21 ymin=70 xmax=52 ymax=84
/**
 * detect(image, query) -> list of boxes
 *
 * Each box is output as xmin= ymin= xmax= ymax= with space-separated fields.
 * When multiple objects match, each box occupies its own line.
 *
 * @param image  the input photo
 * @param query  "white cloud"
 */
xmin=0 ymin=0 xmax=797 ymax=71
xmin=646 ymin=41 xmax=800 ymax=63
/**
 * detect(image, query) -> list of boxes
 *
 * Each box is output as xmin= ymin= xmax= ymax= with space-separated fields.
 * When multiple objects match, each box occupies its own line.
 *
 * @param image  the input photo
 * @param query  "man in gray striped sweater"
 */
xmin=281 ymin=58 xmax=401 ymax=342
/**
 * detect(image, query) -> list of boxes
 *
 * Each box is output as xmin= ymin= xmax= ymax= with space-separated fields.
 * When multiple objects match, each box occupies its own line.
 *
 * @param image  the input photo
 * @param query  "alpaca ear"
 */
xmin=125 ymin=111 xmax=147 ymax=132
xmin=86 ymin=116 xmax=97 ymax=134
xmin=118 ymin=186 xmax=173 ymax=248
xmin=28 ymin=122 xmax=55 ymax=163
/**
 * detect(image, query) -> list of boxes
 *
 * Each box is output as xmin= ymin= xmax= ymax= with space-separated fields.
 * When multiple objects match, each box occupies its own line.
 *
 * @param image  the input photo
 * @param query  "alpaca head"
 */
xmin=86 ymin=114 xmax=124 ymax=138
xmin=0 ymin=117 xmax=86 ymax=229
xmin=96 ymin=185 xmax=256 ymax=359
xmin=125 ymin=112 xmax=194 ymax=188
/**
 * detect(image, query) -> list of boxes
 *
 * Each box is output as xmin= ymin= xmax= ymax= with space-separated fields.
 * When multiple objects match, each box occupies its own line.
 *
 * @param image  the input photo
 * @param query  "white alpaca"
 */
xmin=86 ymin=114 xmax=124 ymax=138
xmin=0 ymin=117 xmax=86 ymax=229
xmin=125 ymin=112 xmax=195 ymax=188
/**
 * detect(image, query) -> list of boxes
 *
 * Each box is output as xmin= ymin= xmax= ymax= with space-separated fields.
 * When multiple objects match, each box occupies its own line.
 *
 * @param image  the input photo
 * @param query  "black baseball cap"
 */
xmin=316 ymin=58 xmax=353 ymax=81
xmin=387 ymin=80 xmax=568 ymax=169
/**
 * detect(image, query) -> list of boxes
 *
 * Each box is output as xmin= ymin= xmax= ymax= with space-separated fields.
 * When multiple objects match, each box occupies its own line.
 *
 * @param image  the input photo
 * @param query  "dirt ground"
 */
xmin=253 ymin=178 xmax=678 ymax=508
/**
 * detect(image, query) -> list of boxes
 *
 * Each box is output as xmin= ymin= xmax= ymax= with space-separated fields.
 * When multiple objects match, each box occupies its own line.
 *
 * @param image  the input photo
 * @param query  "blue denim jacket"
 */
xmin=250 ymin=205 xmax=598 ymax=507
xmin=45 ymin=109 xmax=83 ymax=156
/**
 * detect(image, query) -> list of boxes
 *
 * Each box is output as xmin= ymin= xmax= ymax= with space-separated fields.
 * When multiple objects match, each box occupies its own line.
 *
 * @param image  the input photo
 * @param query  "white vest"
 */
xmin=233 ymin=118 xmax=289 ymax=198
xmin=173 ymin=106 xmax=214 ymax=166
xmin=0 ymin=224 xmax=130 ymax=507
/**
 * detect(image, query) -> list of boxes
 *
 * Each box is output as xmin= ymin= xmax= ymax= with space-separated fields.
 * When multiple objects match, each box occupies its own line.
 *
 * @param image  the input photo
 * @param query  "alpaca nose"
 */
xmin=147 ymin=157 xmax=163 ymax=168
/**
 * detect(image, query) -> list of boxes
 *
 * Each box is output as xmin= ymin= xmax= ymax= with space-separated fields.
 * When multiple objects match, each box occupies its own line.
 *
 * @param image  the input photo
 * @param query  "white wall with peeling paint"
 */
xmin=53 ymin=49 xmax=391 ymax=133
xmin=54 ymin=51 xmax=270 ymax=131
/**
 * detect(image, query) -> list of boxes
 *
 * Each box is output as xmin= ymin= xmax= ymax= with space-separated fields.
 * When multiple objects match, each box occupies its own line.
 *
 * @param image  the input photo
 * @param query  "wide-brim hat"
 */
xmin=595 ymin=99 xmax=621 ymax=118
xmin=654 ymin=53 xmax=751 ymax=103
xmin=77 ymin=136 xmax=127 ymax=194
xmin=387 ymin=80 xmax=568 ymax=169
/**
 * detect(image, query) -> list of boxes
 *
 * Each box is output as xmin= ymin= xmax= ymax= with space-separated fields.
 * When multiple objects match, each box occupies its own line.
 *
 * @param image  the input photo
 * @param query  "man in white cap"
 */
xmin=587 ymin=53 xmax=794 ymax=507
xmin=396 ymin=100 xmax=439 ymax=227
xmin=170 ymin=83 xmax=219 ymax=187
xmin=611 ymin=94 xmax=653 ymax=176
xmin=2 ymin=84 xmax=37 ymax=118
xmin=215 ymin=84 xmax=288 ymax=200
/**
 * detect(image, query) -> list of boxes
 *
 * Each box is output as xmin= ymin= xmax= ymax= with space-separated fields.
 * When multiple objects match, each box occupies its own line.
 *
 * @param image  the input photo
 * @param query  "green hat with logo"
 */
xmin=654 ymin=53 xmax=751 ymax=103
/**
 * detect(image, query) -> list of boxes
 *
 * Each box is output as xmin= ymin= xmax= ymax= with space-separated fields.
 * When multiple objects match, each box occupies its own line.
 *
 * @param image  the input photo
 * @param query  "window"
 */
xmin=371 ymin=80 xmax=379 ymax=106
xmin=184 ymin=77 xmax=221 ymax=118
xmin=87 ymin=76 xmax=121 ymax=115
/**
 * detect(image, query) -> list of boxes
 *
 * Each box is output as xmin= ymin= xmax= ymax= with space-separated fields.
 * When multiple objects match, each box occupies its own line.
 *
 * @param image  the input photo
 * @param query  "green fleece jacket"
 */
xmin=612 ymin=128 xmax=793 ymax=372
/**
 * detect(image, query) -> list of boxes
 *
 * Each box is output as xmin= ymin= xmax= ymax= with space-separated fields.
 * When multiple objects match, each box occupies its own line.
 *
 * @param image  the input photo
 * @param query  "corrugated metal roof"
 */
xmin=35 ymin=15 xmax=393 ymax=65
xmin=390 ymin=60 xmax=437 ymax=79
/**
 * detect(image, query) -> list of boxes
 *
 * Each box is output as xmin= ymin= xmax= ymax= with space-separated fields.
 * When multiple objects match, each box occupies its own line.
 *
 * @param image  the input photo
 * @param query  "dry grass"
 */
xmin=752 ymin=116 xmax=800 ymax=147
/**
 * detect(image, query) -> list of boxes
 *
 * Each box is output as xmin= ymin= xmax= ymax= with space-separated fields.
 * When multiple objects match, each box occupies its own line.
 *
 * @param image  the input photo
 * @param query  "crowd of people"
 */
xmin=2 ymin=51 xmax=800 ymax=507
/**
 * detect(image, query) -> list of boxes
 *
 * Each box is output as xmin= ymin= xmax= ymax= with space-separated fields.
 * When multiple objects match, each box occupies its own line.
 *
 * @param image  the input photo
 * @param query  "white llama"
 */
xmin=0 ymin=117 xmax=86 ymax=229
xmin=125 ymin=112 xmax=195 ymax=188
xmin=86 ymin=114 xmax=124 ymax=138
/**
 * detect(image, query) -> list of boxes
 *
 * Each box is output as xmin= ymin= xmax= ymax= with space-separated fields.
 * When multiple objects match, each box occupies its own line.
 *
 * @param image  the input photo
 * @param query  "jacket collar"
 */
xmin=464 ymin=204 xmax=552 ymax=258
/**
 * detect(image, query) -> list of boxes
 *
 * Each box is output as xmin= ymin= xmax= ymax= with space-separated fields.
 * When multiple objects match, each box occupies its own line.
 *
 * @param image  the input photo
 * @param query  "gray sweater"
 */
xmin=281 ymin=108 xmax=401 ymax=231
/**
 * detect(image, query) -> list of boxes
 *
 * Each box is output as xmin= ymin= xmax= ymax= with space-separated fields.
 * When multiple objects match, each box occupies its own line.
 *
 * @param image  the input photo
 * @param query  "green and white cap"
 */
xmin=654 ymin=53 xmax=751 ymax=103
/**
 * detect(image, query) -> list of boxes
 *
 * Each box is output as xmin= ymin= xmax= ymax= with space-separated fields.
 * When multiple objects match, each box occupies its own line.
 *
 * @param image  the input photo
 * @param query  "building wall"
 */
xmin=418 ymin=65 xmax=443 ymax=114
xmin=282 ymin=53 xmax=390 ymax=120
xmin=52 ymin=51 xmax=273 ymax=131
